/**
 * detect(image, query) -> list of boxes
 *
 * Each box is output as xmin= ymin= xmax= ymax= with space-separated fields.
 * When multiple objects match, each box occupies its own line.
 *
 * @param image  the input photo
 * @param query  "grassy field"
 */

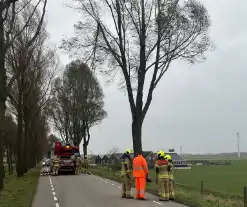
xmin=173 ymin=161 xmax=247 ymax=196
xmin=0 ymin=165 xmax=41 ymax=207
xmin=90 ymin=161 xmax=246 ymax=207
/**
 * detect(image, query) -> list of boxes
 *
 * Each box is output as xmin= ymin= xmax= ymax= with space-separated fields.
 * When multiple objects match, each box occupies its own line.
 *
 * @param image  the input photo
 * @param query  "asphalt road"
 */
xmin=32 ymin=174 xmax=187 ymax=207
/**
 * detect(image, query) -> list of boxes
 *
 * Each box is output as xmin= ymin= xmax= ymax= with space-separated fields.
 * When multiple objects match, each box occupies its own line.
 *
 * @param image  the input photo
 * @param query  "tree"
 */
xmin=107 ymin=147 xmax=120 ymax=154
xmin=61 ymin=0 xmax=214 ymax=155
xmin=0 ymin=0 xmax=47 ymax=189
xmin=49 ymin=60 xmax=107 ymax=158
xmin=5 ymin=0 xmax=52 ymax=177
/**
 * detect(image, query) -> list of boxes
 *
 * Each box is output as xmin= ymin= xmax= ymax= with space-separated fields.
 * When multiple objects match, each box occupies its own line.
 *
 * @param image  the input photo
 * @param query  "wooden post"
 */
xmin=244 ymin=186 xmax=247 ymax=207
xmin=200 ymin=181 xmax=204 ymax=197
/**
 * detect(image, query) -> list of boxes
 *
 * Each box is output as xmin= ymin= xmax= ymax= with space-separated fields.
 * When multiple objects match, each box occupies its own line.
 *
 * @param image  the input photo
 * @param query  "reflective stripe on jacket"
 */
xmin=168 ymin=163 xmax=174 ymax=180
xmin=132 ymin=155 xmax=148 ymax=178
xmin=121 ymin=157 xmax=131 ymax=176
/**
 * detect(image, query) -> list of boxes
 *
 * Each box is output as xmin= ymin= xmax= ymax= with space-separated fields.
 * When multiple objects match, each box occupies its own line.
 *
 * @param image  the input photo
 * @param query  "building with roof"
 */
xmin=101 ymin=154 xmax=111 ymax=164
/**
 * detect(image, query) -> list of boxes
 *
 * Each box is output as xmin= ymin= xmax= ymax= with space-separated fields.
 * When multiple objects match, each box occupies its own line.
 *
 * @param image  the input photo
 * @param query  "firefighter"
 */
xmin=53 ymin=155 xmax=60 ymax=176
xmin=132 ymin=151 xmax=149 ymax=200
xmin=120 ymin=149 xmax=134 ymax=199
xmin=165 ymin=154 xmax=175 ymax=200
xmin=75 ymin=156 xmax=81 ymax=175
xmin=155 ymin=150 xmax=165 ymax=196
xmin=155 ymin=152 xmax=169 ymax=201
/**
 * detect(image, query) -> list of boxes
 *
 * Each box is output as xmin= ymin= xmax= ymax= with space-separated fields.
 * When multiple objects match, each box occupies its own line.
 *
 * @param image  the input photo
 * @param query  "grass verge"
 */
xmin=90 ymin=166 xmax=243 ymax=207
xmin=0 ymin=166 xmax=41 ymax=207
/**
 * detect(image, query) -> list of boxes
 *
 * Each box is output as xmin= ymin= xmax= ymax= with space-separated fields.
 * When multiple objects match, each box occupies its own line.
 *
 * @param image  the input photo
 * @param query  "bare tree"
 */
xmin=6 ymin=0 xmax=51 ymax=177
xmin=61 ymin=0 xmax=214 ymax=155
xmin=107 ymin=147 xmax=120 ymax=154
xmin=0 ymin=0 xmax=47 ymax=189
xmin=49 ymin=60 xmax=107 ymax=158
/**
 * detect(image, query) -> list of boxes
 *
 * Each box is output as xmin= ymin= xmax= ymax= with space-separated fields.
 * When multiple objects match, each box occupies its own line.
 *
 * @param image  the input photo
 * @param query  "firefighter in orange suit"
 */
xmin=132 ymin=152 xmax=149 ymax=200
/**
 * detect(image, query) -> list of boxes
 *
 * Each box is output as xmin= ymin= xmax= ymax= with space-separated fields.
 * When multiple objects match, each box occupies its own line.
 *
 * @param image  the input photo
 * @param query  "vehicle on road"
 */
xmin=54 ymin=141 xmax=80 ymax=175
xmin=42 ymin=158 xmax=51 ymax=167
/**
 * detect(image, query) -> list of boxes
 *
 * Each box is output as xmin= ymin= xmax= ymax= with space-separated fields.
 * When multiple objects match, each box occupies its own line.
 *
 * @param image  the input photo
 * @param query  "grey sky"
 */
xmin=46 ymin=0 xmax=247 ymax=154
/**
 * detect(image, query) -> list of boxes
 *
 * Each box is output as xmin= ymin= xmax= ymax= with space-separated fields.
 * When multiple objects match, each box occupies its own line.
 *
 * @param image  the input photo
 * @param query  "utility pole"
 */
xmin=236 ymin=132 xmax=241 ymax=158
xmin=180 ymin=145 xmax=183 ymax=161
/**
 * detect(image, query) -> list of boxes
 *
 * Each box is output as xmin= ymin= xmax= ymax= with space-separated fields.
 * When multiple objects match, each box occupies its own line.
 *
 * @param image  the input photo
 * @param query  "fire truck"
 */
xmin=54 ymin=141 xmax=80 ymax=175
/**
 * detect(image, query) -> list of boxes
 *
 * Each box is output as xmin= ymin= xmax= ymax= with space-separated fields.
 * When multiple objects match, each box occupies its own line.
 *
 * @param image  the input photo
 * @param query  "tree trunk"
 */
xmin=16 ymin=91 xmax=24 ymax=177
xmin=132 ymin=117 xmax=143 ymax=156
xmin=0 ymin=16 xmax=6 ymax=191
xmin=83 ymin=142 xmax=87 ymax=159
xmin=9 ymin=146 xmax=13 ymax=174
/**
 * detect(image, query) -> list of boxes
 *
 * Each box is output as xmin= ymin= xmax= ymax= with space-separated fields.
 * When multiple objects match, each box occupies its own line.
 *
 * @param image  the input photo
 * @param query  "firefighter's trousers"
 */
xmin=75 ymin=165 xmax=80 ymax=175
xmin=53 ymin=166 xmax=59 ymax=175
xmin=135 ymin=177 xmax=146 ymax=199
xmin=159 ymin=178 xmax=169 ymax=201
xmin=169 ymin=179 xmax=175 ymax=199
xmin=121 ymin=175 xmax=132 ymax=197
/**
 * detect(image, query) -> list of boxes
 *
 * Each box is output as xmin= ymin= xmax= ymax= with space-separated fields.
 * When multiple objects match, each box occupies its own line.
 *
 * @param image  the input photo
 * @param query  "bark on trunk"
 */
xmin=83 ymin=142 xmax=87 ymax=159
xmin=0 ymin=15 xmax=6 ymax=191
xmin=132 ymin=118 xmax=143 ymax=156
xmin=16 ymin=91 xmax=24 ymax=177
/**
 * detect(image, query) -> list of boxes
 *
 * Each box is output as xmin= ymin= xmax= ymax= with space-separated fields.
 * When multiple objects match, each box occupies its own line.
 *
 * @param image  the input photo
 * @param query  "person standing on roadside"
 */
xmin=132 ymin=151 xmax=149 ymax=200
xmin=156 ymin=153 xmax=169 ymax=201
xmin=120 ymin=149 xmax=134 ymax=199
xmin=165 ymin=154 xmax=175 ymax=200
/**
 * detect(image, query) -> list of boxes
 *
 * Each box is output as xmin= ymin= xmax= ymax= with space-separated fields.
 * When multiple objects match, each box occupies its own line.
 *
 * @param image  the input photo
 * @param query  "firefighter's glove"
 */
xmin=167 ymin=165 xmax=171 ymax=171
xmin=127 ymin=174 xmax=131 ymax=179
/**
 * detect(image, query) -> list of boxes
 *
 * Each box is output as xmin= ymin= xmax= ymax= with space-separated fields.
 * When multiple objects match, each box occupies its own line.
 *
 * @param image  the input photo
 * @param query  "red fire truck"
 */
xmin=54 ymin=141 xmax=80 ymax=175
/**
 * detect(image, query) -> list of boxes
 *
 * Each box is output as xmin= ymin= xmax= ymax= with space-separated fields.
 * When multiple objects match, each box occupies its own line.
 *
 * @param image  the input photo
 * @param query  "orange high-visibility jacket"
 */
xmin=132 ymin=155 xmax=149 ymax=178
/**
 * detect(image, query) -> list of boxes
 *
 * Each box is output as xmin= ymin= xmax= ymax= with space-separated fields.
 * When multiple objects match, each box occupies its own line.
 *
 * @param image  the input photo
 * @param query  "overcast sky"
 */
xmin=46 ymin=0 xmax=247 ymax=155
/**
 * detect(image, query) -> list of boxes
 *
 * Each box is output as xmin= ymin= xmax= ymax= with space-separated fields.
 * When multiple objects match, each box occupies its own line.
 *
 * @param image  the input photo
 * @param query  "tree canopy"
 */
xmin=61 ymin=0 xmax=213 ymax=154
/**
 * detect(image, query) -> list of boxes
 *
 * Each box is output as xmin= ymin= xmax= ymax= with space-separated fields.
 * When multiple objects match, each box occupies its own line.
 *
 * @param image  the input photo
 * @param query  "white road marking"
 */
xmin=153 ymin=201 xmax=163 ymax=205
xmin=94 ymin=176 xmax=165 ymax=206
xmin=49 ymin=177 xmax=60 ymax=207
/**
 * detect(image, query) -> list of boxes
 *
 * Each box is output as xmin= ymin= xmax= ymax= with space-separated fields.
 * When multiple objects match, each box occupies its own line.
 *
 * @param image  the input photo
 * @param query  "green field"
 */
xmin=172 ymin=161 xmax=246 ymax=196
xmin=90 ymin=162 xmax=246 ymax=206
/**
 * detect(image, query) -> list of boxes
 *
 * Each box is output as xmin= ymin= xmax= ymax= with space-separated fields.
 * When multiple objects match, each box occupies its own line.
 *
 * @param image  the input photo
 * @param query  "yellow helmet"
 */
xmin=165 ymin=154 xmax=171 ymax=160
xmin=157 ymin=150 xmax=165 ymax=158
xmin=125 ymin=149 xmax=132 ymax=155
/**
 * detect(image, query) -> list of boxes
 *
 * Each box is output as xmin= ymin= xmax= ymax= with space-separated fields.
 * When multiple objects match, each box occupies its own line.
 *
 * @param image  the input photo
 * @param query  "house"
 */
xmin=169 ymin=153 xmax=188 ymax=167
xmin=101 ymin=154 xmax=111 ymax=164
xmin=89 ymin=155 xmax=102 ymax=164
xmin=108 ymin=153 xmax=123 ymax=165
xmin=153 ymin=152 xmax=188 ymax=168
xmin=95 ymin=155 xmax=103 ymax=164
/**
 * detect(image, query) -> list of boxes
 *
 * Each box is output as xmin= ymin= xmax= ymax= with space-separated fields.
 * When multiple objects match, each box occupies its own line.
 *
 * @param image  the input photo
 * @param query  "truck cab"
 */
xmin=54 ymin=142 xmax=80 ymax=175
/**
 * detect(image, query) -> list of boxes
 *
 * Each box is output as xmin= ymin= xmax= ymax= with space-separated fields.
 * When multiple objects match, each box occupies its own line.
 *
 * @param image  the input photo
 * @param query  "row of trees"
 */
xmin=0 ymin=0 xmax=108 ymax=191
xmin=62 ymin=0 xmax=213 ymax=155
xmin=0 ymin=0 xmax=52 ymax=190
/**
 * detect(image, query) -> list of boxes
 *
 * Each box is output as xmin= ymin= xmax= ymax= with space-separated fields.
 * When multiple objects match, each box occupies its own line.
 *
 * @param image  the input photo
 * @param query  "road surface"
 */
xmin=32 ymin=174 xmax=187 ymax=207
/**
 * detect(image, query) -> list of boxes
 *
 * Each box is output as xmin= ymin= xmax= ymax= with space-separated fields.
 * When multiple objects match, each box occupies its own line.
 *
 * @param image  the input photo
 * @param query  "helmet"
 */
xmin=125 ymin=149 xmax=132 ymax=155
xmin=165 ymin=155 xmax=171 ymax=160
xmin=157 ymin=150 xmax=165 ymax=158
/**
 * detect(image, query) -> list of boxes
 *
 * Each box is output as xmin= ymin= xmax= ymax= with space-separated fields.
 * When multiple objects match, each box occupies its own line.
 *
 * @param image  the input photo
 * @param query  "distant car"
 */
xmin=42 ymin=159 xmax=51 ymax=167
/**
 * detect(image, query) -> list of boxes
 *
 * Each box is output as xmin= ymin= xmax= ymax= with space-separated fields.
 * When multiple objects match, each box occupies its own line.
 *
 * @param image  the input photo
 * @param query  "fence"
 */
xmin=90 ymin=164 xmax=247 ymax=206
